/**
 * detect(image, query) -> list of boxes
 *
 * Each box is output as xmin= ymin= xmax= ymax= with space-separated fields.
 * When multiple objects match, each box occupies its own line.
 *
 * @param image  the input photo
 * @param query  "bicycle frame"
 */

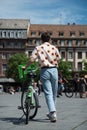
xmin=26 ymin=85 xmax=35 ymax=106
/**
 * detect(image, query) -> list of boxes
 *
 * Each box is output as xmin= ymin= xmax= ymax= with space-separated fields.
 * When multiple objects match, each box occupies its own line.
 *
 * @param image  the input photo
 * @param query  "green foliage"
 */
xmin=83 ymin=62 xmax=87 ymax=71
xmin=6 ymin=54 xmax=73 ymax=82
xmin=6 ymin=53 xmax=28 ymax=82
xmin=58 ymin=59 xmax=71 ymax=79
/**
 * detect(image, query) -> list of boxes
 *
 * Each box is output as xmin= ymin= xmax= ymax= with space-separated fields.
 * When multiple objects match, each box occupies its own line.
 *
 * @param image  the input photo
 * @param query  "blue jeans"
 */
xmin=40 ymin=68 xmax=58 ymax=112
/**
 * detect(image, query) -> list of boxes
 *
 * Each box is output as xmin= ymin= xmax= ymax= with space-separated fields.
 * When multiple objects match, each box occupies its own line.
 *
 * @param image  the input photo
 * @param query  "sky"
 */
xmin=0 ymin=0 xmax=87 ymax=25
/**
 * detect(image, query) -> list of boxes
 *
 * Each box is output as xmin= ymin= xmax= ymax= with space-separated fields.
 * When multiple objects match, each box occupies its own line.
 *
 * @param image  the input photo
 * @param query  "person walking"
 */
xmin=79 ymin=75 xmax=87 ymax=98
xmin=57 ymin=71 xmax=68 ymax=97
xmin=26 ymin=32 xmax=61 ymax=122
xmin=73 ymin=74 xmax=80 ymax=97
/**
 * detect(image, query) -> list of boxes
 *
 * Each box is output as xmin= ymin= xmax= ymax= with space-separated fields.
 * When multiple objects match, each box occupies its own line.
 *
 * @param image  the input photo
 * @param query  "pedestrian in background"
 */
xmin=26 ymin=32 xmax=61 ymax=122
xmin=57 ymin=70 xmax=68 ymax=97
xmin=79 ymin=75 xmax=87 ymax=98
xmin=73 ymin=74 xmax=80 ymax=97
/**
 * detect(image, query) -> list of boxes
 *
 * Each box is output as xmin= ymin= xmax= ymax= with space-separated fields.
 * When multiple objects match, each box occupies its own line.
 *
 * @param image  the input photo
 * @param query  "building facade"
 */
xmin=0 ymin=19 xmax=30 ymax=77
xmin=0 ymin=19 xmax=87 ymax=77
xmin=26 ymin=24 xmax=87 ymax=72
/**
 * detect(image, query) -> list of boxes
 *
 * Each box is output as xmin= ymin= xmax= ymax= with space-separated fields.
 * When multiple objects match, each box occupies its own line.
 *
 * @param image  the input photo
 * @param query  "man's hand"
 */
xmin=22 ymin=66 xmax=26 ymax=70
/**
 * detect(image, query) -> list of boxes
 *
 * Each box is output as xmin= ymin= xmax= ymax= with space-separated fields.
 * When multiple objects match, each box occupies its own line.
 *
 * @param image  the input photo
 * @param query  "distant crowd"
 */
xmin=57 ymin=71 xmax=87 ymax=98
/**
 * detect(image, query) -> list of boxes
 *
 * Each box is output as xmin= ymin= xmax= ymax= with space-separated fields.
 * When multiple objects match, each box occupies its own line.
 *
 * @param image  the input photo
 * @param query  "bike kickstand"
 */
xmin=18 ymin=114 xmax=25 ymax=121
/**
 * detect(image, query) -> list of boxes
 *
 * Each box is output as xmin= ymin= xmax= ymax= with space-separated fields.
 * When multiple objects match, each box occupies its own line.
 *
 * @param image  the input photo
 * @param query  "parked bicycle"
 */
xmin=64 ymin=82 xmax=74 ymax=98
xmin=18 ymin=64 xmax=40 ymax=124
xmin=57 ymin=81 xmax=74 ymax=98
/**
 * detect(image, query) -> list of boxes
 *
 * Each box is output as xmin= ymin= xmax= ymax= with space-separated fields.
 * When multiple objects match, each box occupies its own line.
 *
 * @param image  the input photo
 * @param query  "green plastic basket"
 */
xmin=18 ymin=64 xmax=26 ymax=79
xmin=18 ymin=63 xmax=37 ymax=80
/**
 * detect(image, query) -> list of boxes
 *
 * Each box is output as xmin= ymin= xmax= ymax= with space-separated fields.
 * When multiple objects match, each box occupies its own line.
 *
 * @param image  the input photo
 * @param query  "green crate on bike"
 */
xmin=18 ymin=64 xmax=27 ymax=79
xmin=18 ymin=63 xmax=37 ymax=80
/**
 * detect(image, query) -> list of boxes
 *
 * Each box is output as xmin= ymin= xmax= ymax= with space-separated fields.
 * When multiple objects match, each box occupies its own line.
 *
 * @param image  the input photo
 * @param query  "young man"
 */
xmin=27 ymin=32 xmax=61 ymax=122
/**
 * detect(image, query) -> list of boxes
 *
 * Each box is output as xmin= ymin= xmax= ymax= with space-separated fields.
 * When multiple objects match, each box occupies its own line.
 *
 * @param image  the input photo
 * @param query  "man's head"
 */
xmin=41 ymin=32 xmax=50 ymax=42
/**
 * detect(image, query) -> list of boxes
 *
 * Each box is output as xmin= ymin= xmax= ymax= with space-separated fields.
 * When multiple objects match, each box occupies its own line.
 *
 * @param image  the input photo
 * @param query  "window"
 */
xmin=61 ymin=51 xmax=65 ymax=59
xmin=7 ymin=32 xmax=10 ymax=38
xmin=2 ymin=64 xmax=7 ymax=74
xmin=78 ymin=52 xmax=82 ymax=59
xmin=70 ymin=32 xmax=75 ymax=37
xmin=22 ymin=31 xmax=27 ymax=38
xmin=18 ymin=31 xmax=22 ymax=38
xmin=2 ymin=42 xmax=6 ymax=48
xmin=31 ymin=32 xmax=36 ymax=37
xmin=86 ymin=52 xmax=87 ymax=59
xmin=15 ymin=32 xmax=18 ymax=38
xmin=59 ymin=32 xmax=64 ymax=37
xmin=0 ymin=31 xmax=2 ymax=37
xmin=48 ymin=32 xmax=53 ymax=36
xmin=38 ymin=31 xmax=42 ymax=36
xmin=77 ymin=40 xmax=82 ymax=46
xmin=18 ymin=42 xmax=22 ymax=48
xmin=52 ymin=39 xmax=57 ymax=45
xmin=68 ymin=40 xmax=72 ymax=46
xmin=79 ymin=32 xmax=85 ymax=37
xmin=36 ymin=40 xmax=40 ymax=46
xmin=28 ymin=40 xmax=32 ymax=45
xmin=60 ymin=40 xmax=65 ymax=46
xmin=85 ymin=41 xmax=87 ymax=47
xmin=2 ymin=52 xmax=7 ymax=59
xmin=68 ymin=52 xmax=73 ymax=59
xmin=10 ymin=31 xmax=14 ymax=38
xmin=2 ymin=31 xmax=6 ymax=38
xmin=78 ymin=62 xmax=82 ymax=71
xmin=10 ymin=42 xmax=14 ymax=48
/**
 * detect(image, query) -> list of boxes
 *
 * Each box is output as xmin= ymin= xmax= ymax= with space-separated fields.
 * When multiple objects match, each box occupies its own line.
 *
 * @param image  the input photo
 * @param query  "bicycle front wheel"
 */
xmin=65 ymin=86 xmax=74 ymax=98
xmin=25 ymin=98 xmax=30 ymax=124
xmin=21 ymin=89 xmax=38 ymax=119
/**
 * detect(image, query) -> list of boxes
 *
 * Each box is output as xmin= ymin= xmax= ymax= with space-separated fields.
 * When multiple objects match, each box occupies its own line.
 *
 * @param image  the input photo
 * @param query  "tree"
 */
xmin=83 ymin=62 xmax=87 ymax=72
xmin=58 ymin=59 xmax=71 ymax=79
xmin=6 ymin=53 xmax=29 ymax=82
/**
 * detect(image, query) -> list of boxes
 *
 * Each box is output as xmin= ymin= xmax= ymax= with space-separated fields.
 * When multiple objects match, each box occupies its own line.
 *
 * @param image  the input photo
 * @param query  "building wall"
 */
xmin=0 ymin=19 xmax=30 ymax=77
xmin=0 ymin=19 xmax=87 ymax=77
xmin=26 ymin=24 xmax=87 ymax=72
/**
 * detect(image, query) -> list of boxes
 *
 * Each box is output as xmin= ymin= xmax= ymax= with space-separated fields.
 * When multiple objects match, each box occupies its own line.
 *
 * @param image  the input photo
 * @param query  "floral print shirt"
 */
xmin=31 ymin=42 xmax=61 ymax=67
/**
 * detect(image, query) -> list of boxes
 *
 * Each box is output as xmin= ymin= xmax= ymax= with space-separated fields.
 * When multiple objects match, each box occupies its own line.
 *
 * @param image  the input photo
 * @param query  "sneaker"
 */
xmin=57 ymin=95 xmax=60 ymax=98
xmin=47 ymin=112 xmax=57 ymax=122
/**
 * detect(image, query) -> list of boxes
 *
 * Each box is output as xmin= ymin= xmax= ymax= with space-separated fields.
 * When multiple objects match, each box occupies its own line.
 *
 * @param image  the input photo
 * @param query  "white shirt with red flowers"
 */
xmin=31 ymin=42 xmax=61 ymax=68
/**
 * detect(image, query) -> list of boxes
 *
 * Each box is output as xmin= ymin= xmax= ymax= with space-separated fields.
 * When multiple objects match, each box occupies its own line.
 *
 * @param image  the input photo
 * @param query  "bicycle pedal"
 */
xmin=37 ymin=105 xmax=41 ymax=108
xmin=18 ymin=106 xmax=22 ymax=109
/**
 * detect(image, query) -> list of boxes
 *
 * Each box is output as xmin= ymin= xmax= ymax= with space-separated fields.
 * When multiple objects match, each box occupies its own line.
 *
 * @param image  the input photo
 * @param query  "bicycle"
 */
xmin=18 ymin=64 xmax=40 ymax=124
xmin=63 ymin=80 xmax=74 ymax=98
xmin=57 ymin=82 xmax=74 ymax=98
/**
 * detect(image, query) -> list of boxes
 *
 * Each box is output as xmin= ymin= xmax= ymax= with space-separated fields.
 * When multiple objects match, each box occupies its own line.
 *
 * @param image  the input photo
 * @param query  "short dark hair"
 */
xmin=41 ymin=32 xmax=50 ymax=42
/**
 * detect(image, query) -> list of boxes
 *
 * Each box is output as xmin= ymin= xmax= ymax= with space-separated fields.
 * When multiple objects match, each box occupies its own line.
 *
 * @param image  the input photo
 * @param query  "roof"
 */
xmin=29 ymin=24 xmax=87 ymax=31
xmin=0 ymin=19 xmax=30 ymax=29
xmin=28 ymin=24 xmax=87 ymax=38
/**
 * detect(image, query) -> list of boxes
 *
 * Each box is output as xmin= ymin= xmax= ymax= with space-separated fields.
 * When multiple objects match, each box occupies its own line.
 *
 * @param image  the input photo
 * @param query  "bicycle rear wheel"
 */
xmin=65 ymin=86 xmax=74 ymax=98
xmin=21 ymin=88 xmax=38 ymax=119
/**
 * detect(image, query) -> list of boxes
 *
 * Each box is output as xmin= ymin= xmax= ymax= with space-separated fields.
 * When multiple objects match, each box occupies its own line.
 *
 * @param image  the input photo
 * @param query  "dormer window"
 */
xmin=48 ymin=32 xmax=53 ymax=36
xmin=59 ymin=32 xmax=64 ymax=37
xmin=79 ymin=32 xmax=85 ymax=37
xmin=31 ymin=32 xmax=36 ymax=36
xmin=70 ymin=32 xmax=75 ymax=37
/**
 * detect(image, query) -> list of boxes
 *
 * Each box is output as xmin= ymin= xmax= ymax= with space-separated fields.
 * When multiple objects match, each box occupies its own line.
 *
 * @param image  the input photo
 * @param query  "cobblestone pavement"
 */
xmin=0 ymin=92 xmax=87 ymax=130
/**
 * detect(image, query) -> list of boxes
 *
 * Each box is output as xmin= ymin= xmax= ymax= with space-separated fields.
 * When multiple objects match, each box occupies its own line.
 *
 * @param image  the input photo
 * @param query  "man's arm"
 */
xmin=25 ymin=57 xmax=35 ymax=69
